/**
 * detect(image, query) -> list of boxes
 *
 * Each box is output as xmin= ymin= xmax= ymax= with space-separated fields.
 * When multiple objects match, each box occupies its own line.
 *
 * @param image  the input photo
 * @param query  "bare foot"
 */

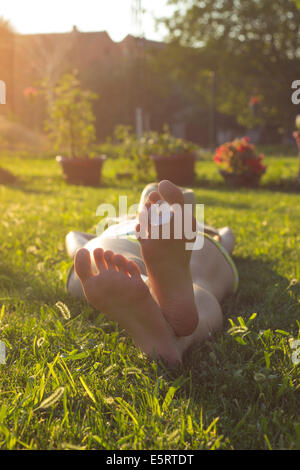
xmin=136 ymin=180 xmax=199 ymax=337
xmin=74 ymin=247 xmax=181 ymax=364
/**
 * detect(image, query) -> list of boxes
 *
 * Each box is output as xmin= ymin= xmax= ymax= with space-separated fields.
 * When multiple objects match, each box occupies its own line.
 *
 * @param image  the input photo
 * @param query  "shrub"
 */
xmin=142 ymin=125 xmax=198 ymax=158
xmin=112 ymin=125 xmax=199 ymax=181
xmin=45 ymin=71 xmax=98 ymax=158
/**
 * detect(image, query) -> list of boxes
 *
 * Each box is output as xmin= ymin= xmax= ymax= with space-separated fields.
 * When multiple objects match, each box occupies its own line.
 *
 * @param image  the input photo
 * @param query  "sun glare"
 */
xmin=0 ymin=0 xmax=170 ymax=41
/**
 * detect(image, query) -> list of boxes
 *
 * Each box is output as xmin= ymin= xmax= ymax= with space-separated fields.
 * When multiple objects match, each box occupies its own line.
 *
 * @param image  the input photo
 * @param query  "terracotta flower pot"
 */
xmin=151 ymin=153 xmax=196 ymax=186
xmin=56 ymin=155 xmax=106 ymax=186
xmin=219 ymin=170 xmax=262 ymax=187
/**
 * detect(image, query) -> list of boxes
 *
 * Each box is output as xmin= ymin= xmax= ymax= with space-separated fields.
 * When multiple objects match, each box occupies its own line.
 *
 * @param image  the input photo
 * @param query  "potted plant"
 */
xmin=293 ymin=115 xmax=300 ymax=181
xmin=46 ymin=71 xmax=105 ymax=186
xmin=111 ymin=125 xmax=152 ymax=182
xmin=146 ymin=126 xmax=198 ymax=185
xmin=213 ymin=136 xmax=266 ymax=187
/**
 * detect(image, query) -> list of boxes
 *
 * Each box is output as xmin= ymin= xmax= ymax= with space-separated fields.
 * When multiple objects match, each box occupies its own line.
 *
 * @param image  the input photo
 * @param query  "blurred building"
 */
xmin=1 ymin=27 xmax=170 ymax=139
xmin=1 ymin=26 xmax=244 ymax=145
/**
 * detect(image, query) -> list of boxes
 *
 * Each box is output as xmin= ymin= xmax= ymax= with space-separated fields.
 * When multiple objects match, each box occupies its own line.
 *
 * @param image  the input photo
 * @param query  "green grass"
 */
xmin=0 ymin=151 xmax=300 ymax=450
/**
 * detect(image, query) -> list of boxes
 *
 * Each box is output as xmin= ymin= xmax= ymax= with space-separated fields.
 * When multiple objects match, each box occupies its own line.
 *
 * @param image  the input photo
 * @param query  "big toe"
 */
xmin=75 ymin=248 xmax=93 ymax=282
xmin=158 ymin=180 xmax=184 ymax=207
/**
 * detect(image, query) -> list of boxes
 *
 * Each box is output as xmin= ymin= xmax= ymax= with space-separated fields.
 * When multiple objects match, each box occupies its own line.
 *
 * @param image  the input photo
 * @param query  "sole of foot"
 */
xmin=135 ymin=180 xmax=199 ymax=337
xmin=74 ymin=247 xmax=181 ymax=365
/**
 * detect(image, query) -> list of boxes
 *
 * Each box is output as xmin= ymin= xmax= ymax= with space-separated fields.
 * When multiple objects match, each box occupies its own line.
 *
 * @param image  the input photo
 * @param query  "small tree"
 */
xmin=46 ymin=71 xmax=98 ymax=158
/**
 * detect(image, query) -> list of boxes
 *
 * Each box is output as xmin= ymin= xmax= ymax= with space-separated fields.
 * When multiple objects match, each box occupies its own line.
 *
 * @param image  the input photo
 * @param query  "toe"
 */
xmin=104 ymin=250 xmax=115 ymax=270
xmin=113 ymin=253 xmax=127 ymax=272
xmin=137 ymin=209 xmax=149 ymax=240
xmin=126 ymin=260 xmax=141 ymax=278
xmin=135 ymin=223 xmax=141 ymax=240
xmin=135 ymin=223 xmax=148 ymax=242
xmin=74 ymin=248 xmax=93 ymax=282
xmin=93 ymin=248 xmax=107 ymax=272
xmin=158 ymin=180 xmax=184 ymax=207
xmin=148 ymin=191 xmax=161 ymax=204
xmin=143 ymin=201 xmax=152 ymax=212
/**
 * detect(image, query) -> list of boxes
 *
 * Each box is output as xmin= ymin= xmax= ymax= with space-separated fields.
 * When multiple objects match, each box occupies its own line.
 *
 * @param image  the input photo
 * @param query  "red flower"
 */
xmin=213 ymin=136 xmax=267 ymax=176
xmin=293 ymin=131 xmax=300 ymax=140
xmin=293 ymin=131 xmax=300 ymax=151
xmin=213 ymin=155 xmax=222 ymax=164
xmin=249 ymin=96 xmax=261 ymax=107
xmin=23 ymin=87 xmax=38 ymax=99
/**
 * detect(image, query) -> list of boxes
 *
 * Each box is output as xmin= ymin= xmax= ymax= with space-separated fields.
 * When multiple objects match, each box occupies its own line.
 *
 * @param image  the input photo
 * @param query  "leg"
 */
xmin=74 ymin=247 xmax=181 ymax=365
xmin=175 ymin=284 xmax=223 ymax=356
xmin=65 ymin=231 xmax=96 ymax=259
xmin=218 ymin=227 xmax=235 ymax=255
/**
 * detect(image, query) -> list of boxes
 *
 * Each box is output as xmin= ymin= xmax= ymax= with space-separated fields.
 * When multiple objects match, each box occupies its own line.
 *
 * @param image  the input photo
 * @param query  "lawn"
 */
xmin=0 ymin=150 xmax=299 ymax=450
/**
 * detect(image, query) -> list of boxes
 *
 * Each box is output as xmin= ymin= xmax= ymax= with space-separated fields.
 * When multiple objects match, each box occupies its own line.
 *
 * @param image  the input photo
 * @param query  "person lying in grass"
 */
xmin=72 ymin=180 xmax=238 ymax=366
